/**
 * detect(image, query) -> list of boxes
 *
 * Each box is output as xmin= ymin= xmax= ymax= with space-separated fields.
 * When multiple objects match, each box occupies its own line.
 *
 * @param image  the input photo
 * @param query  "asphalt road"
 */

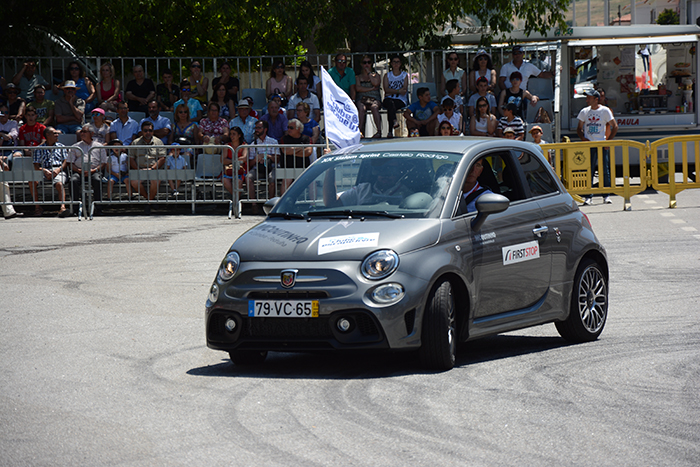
xmin=1 ymin=189 xmax=699 ymax=466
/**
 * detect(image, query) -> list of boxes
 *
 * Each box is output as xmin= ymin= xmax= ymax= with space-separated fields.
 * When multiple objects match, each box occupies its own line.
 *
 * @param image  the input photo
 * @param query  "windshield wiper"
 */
xmin=268 ymin=212 xmax=307 ymax=219
xmin=307 ymin=210 xmax=403 ymax=219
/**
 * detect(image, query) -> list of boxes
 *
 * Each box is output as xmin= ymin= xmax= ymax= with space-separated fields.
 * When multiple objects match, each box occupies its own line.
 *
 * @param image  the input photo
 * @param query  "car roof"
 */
xmin=343 ymin=136 xmax=540 ymax=155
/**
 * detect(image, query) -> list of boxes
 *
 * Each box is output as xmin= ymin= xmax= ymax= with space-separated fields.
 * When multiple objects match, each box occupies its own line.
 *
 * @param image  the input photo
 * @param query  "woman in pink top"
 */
xmin=96 ymin=62 xmax=121 ymax=112
xmin=266 ymin=60 xmax=292 ymax=107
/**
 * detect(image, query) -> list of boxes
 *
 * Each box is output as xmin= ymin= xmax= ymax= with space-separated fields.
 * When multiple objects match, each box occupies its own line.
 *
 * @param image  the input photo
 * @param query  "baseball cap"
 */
xmin=529 ymin=125 xmax=543 ymax=134
xmin=584 ymin=89 xmax=601 ymax=99
xmin=91 ymin=108 xmax=105 ymax=115
xmin=503 ymin=127 xmax=515 ymax=134
xmin=512 ymin=45 xmax=524 ymax=53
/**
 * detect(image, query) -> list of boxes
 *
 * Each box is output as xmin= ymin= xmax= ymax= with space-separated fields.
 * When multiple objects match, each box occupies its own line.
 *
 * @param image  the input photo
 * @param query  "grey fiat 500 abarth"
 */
xmin=206 ymin=138 xmax=608 ymax=371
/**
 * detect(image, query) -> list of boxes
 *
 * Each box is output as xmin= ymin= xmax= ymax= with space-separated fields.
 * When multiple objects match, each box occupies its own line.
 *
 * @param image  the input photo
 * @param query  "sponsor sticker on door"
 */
xmin=502 ymin=240 xmax=540 ymax=266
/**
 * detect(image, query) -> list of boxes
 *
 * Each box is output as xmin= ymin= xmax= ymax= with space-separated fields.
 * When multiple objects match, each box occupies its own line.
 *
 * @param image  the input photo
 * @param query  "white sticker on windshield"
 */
xmin=318 ymin=233 xmax=380 ymax=255
xmin=502 ymin=240 xmax=540 ymax=266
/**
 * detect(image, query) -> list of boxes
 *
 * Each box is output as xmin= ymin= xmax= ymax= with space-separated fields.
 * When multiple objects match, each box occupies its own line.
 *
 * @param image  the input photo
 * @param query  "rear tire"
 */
xmin=556 ymin=258 xmax=608 ymax=342
xmin=229 ymin=350 xmax=268 ymax=366
xmin=419 ymin=280 xmax=457 ymax=371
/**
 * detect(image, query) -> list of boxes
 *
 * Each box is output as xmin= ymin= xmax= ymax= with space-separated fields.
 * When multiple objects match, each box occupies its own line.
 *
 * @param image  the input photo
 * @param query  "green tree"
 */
xmin=656 ymin=8 xmax=680 ymax=25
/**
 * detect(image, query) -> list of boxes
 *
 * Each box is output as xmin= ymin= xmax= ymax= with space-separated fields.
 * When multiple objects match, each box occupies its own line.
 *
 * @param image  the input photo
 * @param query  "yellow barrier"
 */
xmin=648 ymin=135 xmax=700 ymax=208
xmin=541 ymin=140 xmax=648 ymax=211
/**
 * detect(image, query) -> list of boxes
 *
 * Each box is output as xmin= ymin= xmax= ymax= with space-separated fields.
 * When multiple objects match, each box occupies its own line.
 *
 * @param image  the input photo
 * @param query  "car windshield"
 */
xmin=271 ymin=151 xmax=462 ymax=219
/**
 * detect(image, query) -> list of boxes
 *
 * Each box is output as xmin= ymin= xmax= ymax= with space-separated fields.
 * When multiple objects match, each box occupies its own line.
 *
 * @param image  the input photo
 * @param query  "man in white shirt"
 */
xmin=576 ymin=89 xmax=618 ymax=205
xmin=499 ymin=45 xmax=553 ymax=93
xmin=69 ymin=124 xmax=108 ymax=209
xmin=246 ymin=120 xmax=279 ymax=211
xmin=287 ymin=76 xmax=321 ymax=122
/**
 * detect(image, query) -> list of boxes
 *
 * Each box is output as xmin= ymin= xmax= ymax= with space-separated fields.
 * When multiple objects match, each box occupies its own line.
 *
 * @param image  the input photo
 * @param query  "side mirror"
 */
xmin=263 ymin=197 xmax=280 ymax=215
xmin=471 ymin=193 xmax=510 ymax=231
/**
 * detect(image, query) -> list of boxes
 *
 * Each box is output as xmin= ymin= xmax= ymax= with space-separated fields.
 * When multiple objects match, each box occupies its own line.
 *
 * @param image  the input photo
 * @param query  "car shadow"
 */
xmin=187 ymin=334 xmax=570 ymax=380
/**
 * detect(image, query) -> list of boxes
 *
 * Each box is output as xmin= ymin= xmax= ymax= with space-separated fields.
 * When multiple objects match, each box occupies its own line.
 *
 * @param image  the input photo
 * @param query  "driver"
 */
xmin=323 ymin=159 xmax=412 ymax=207
xmin=459 ymin=159 xmax=493 ymax=214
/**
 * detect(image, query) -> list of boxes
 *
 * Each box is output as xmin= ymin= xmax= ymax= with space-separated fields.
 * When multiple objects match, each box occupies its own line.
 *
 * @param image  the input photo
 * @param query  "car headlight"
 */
xmin=361 ymin=250 xmax=399 ymax=280
xmin=218 ymin=251 xmax=240 ymax=282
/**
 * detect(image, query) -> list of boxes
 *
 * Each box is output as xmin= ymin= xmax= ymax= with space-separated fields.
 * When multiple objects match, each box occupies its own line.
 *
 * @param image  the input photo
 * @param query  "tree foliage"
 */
xmin=3 ymin=0 xmax=568 ymax=57
xmin=656 ymin=8 xmax=680 ymax=25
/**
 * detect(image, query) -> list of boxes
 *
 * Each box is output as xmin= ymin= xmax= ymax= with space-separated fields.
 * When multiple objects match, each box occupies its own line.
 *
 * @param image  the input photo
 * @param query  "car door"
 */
xmin=467 ymin=150 xmax=552 ymax=320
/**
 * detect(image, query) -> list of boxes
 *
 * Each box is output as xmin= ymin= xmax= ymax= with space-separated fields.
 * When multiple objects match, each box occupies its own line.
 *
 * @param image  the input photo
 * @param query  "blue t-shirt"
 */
xmin=407 ymin=101 xmax=437 ymax=121
xmin=173 ymin=98 xmax=203 ymax=120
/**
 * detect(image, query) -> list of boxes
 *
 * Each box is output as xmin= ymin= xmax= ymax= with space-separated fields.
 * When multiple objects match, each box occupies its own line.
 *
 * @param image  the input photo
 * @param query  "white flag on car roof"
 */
xmin=320 ymin=66 xmax=361 ymax=148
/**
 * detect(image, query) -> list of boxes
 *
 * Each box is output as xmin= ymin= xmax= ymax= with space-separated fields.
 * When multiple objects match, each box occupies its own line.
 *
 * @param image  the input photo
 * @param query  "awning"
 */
xmin=568 ymin=35 xmax=698 ymax=47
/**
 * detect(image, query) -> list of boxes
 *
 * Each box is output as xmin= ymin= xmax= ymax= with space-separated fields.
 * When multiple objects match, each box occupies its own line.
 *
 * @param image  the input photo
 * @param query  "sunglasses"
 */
xmin=478 ymin=104 xmax=488 ymax=108
xmin=362 ymin=60 xmax=371 ymax=64
xmin=143 ymin=128 xmax=154 ymax=132
xmin=69 ymin=67 xmax=80 ymax=70
xmin=336 ymin=59 xmax=346 ymax=63
xmin=191 ymin=64 xmax=201 ymax=68
xmin=276 ymin=65 xmax=285 ymax=69
xmin=181 ymin=88 xmax=191 ymax=92
xmin=177 ymin=110 xmax=188 ymax=114
xmin=287 ymin=125 xmax=296 ymax=129
xmin=448 ymin=57 xmax=458 ymax=61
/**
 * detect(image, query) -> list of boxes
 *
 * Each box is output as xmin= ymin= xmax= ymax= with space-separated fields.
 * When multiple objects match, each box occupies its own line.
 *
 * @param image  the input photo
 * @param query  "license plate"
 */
xmin=248 ymin=300 xmax=319 ymax=318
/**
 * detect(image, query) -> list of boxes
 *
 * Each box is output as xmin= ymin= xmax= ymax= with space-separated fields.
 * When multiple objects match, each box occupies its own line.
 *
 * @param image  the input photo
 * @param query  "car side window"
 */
xmin=517 ymin=150 xmax=559 ymax=197
xmin=480 ymin=152 xmax=525 ymax=202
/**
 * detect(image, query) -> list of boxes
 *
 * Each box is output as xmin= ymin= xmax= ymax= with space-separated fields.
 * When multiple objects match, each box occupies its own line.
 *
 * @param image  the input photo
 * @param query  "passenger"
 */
xmin=96 ymin=62 xmax=121 ymax=112
xmin=165 ymin=142 xmax=190 ymax=196
xmin=198 ymin=102 xmax=229 ymax=146
xmin=295 ymin=60 xmax=321 ymax=97
xmin=169 ymin=103 xmax=200 ymax=145
xmin=266 ymin=60 xmax=292 ymax=107
xmin=64 ymin=61 xmax=96 ymax=111
xmin=440 ymin=51 xmax=466 ymax=97
xmin=155 ymin=68 xmax=180 ymax=112
xmin=187 ymin=60 xmax=209 ymax=108
xmin=129 ymin=120 xmax=166 ymax=201
xmin=497 ymin=71 xmax=538 ymax=119
xmin=212 ymin=61 xmax=239 ymax=106
xmin=467 ymin=76 xmax=497 ymax=118
xmin=211 ymin=83 xmax=235 ymax=122
xmin=106 ymin=139 xmax=131 ymax=199
xmin=32 ymin=85 xmax=54 ymax=126
xmin=437 ymin=99 xmax=462 ymax=136
xmin=355 ymin=55 xmax=382 ymax=138
xmin=54 ymin=80 xmax=85 ymax=134
xmin=69 ymin=124 xmax=107 ymax=206
xmin=172 ymin=80 xmax=203 ymax=122
xmin=287 ymin=76 xmax=320 ymax=122
xmin=468 ymin=49 xmax=497 ymax=95
xmin=404 ymin=87 xmax=438 ymax=136
xmin=382 ymin=55 xmax=409 ymax=138
xmin=108 ymin=102 xmax=139 ymax=145
xmin=260 ymin=100 xmax=288 ymax=141
xmin=30 ymin=126 xmax=69 ymax=217
xmin=323 ymin=159 xmax=412 ymax=207
xmin=498 ymin=45 xmax=553 ymax=93
xmin=295 ymin=102 xmax=320 ymax=144
xmin=329 ymin=53 xmax=356 ymax=101
xmin=11 ymin=59 xmax=49 ymax=102
xmin=496 ymin=102 xmax=525 ymax=140
xmin=469 ymin=96 xmax=497 ymax=137
xmin=279 ymin=118 xmax=313 ymax=193
xmin=228 ymin=100 xmax=257 ymax=144
xmin=441 ymin=79 xmax=464 ymax=117
xmin=459 ymin=158 xmax=493 ymax=213
xmin=125 ymin=65 xmax=156 ymax=114
xmin=140 ymin=100 xmax=172 ymax=141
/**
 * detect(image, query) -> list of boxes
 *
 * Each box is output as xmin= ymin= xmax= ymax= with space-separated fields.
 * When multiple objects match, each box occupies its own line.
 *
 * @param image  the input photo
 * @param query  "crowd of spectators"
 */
xmin=0 ymin=48 xmax=556 ymax=217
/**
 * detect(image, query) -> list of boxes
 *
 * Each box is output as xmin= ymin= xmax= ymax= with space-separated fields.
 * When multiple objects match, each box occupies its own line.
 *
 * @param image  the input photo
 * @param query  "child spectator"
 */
xmin=498 ymin=71 xmax=538 ymax=119
xmin=106 ymin=138 xmax=130 ymax=199
xmin=497 ymin=102 xmax=525 ymax=140
xmin=165 ymin=143 xmax=190 ymax=196
xmin=437 ymin=99 xmax=462 ymax=135
xmin=404 ymin=87 xmax=438 ymax=136
xmin=18 ymin=106 xmax=46 ymax=149
xmin=441 ymin=79 xmax=464 ymax=116
xmin=32 ymin=85 xmax=55 ymax=126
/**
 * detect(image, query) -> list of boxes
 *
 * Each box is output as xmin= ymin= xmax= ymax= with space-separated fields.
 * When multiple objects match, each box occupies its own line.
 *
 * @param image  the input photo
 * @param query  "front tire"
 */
xmin=556 ymin=258 xmax=608 ymax=342
xmin=419 ymin=280 xmax=457 ymax=371
xmin=229 ymin=350 xmax=268 ymax=366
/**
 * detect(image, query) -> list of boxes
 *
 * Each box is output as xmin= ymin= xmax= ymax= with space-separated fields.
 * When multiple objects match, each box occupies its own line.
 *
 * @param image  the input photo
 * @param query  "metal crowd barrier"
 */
xmin=87 ymin=144 xmax=237 ymax=219
xmin=236 ymin=143 xmax=331 ymax=214
xmin=0 ymin=145 xmax=84 ymax=218
xmin=542 ymin=136 xmax=699 ymax=210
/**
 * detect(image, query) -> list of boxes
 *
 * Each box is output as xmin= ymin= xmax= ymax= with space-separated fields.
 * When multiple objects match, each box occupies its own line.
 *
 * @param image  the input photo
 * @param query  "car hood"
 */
xmin=234 ymin=218 xmax=442 ymax=261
